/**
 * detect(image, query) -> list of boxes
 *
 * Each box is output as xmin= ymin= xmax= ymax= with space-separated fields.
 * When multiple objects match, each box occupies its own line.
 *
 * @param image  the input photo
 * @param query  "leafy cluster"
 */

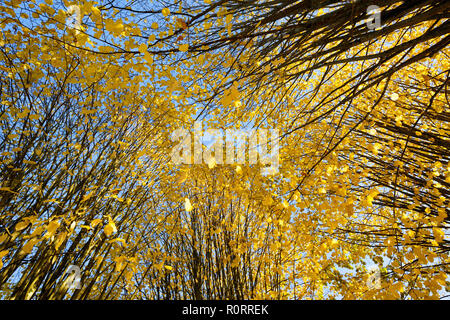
xmin=0 ymin=0 xmax=448 ymax=299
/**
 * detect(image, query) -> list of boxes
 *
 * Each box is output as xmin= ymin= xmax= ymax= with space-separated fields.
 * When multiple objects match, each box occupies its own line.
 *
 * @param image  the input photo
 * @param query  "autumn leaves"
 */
xmin=0 ymin=0 xmax=448 ymax=300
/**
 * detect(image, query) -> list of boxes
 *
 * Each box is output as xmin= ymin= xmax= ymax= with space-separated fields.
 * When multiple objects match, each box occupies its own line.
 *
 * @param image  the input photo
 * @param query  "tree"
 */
xmin=0 ymin=0 xmax=448 ymax=299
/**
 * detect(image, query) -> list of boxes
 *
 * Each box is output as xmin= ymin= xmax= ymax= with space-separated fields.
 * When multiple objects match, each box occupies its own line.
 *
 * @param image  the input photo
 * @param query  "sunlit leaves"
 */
xmin=162 ymin=8 xmax=170 ymax=17
xmin=0 ymin=0 xmax=448 ymax=301
xmin=104 ymin=220 xmax=117 ymax=237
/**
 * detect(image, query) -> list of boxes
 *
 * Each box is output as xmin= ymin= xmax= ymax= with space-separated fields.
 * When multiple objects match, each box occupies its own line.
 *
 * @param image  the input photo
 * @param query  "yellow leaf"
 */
xmin=262 ymin=195 xmax=273 ymax=206
xmin=82 ymin=192 xmax=94 ymax=202
xmin=178 ymin=43 xmax=189 ymax=52
xmin=114 ymin=256 xmax=127 ymax=272
xmin=138 ymin=43 xmax=147 ymax=54
xmin=0 ymin=250 xmax=8 ymax=258
xmin=184 ymin=198 xmax=193 ymax=212
xmin=330 ymin=239 xmax=339 ymax=248
xmin=22 ymin=239 xmax=38 ymax=254
xmin=110 ymin=238 xmax=127 ymax=247
xmin=0 ymin=233 xmax=8 ymax=243
xmin=47 ymin=220 xmax=60 ymax=235
xmin=91 ymin=219 xmax=102 ymax=227
xmin=162 ymin=8 xmax=170 ymax=17
xmin=17 ymin=110 xmax=29 ymax=118
xmin=15 ymin=220 xmax=30 ymax=231
xmin=207 ymin=157 xmax=216 ymax=169
xmin=0 ymin=187 xmax=18 ymax=194
xmin=177 ymin=170 xmax=188 ymax=184
xmin=81 ymin=108 xmax=97 ymax=115
xmin=92 ymin=6 xmax=101 ymax=17
xmin=54 ymin=232 xmax=66 ymax=250
xmin=29 ymin=226 xmax=44 ymax=238
xmin=104 ymin=221 xmax=117 ymax=236
xmin=144 ymin=51 xmax=153 ymax=64
xmin=43 ymin=198 xmax=60 ymax=204
xmin=318 ymin=187 xmax=326 ymax=194
xmin=365 ymin=188 xmax=380 ymax=206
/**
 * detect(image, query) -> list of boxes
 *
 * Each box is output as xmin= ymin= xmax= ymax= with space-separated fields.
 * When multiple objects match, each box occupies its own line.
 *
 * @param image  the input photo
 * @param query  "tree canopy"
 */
xmin=0 ymin=0 xmax=449 ymax=299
